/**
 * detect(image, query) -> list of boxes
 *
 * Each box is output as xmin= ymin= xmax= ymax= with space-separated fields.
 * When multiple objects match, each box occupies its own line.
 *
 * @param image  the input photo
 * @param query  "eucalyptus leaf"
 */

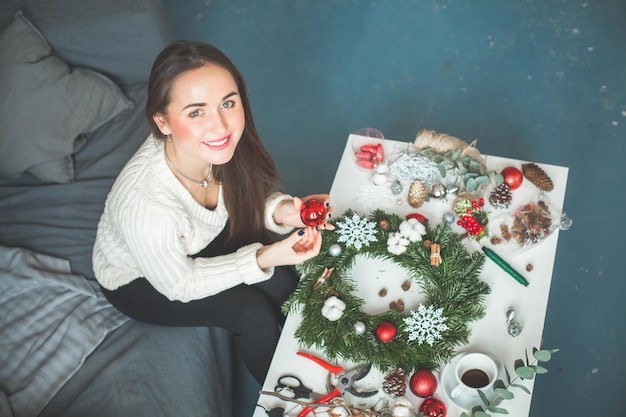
xmin=494 ymin=173 xmax=504 ymax=184
xmin=475 ymin=411 xmax=490 ymax=417
xmin=514 ymin=359 xmax=525 ymax=370
xmin=466 ymin=177 xmax=476 ymax=192
xmin=533 ymin=349 xmax=552 ymax=362
xmin=475 ymin=176 xmax=490 ymax=186
xmin=469 ymin=160 xmax=481 ymax=169
xmin=515 ymin=366 xmax=535 ymax=380
xmin=452 ymin=149 xmax=463 ymax=160
xmin=479 ymin=164 xmax=486 ymax=176
xmin=495 ymin=387 xmax=514 ymax=400
xmin=494 ymin=379 xmax=506 ymax=389
xmin=510 ymin=382 xmax=531 ymax=394
xmin=478 ymin=389 xmax=490 ymax=406
xmin=532 ymin=364 xmax=549 ymax=374
xmin=461 ymin=413 xmax=470 ymax=417
xmin=438 ymin=163 xmax=447 ymax=177
xmin=487 ymin=405 xmax=510 ymax=414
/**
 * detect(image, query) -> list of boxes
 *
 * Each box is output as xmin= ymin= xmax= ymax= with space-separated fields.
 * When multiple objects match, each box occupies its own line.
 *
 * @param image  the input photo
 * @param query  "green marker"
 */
xmin=482 ymin=247 xmax=529 ymax=287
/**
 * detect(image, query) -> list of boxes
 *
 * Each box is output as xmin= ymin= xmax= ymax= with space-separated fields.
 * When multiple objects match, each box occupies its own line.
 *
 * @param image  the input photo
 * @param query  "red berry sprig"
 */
xmin=455 ymin=198 xmax=488 ymax=239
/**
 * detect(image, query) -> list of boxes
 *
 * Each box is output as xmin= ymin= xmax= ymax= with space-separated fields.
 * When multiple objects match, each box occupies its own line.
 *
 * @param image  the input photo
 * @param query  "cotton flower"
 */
xmin=387 ymin=232 xmax=410 ymax=255
xmin=321 ymin=296 xmax=346 ymax=321
xmin=398 ymin=218 xmax=426 ymax=242
xmin=392 ymin=396 xmax=414 ymax=417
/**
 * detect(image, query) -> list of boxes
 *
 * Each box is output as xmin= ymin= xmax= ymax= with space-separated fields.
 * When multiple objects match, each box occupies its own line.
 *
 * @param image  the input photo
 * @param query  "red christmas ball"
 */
xmin=500 ymin=166 xmax=523 ymax=190
xmin=419 ymin=397 xmax=446 ymax=417
xmin=375 ymin=322 xmax=397 ymax=343
xmin=300 ymin=199 xmax=327 ymax=227
xmin=409 ymin=369 xmax=438 ymax=398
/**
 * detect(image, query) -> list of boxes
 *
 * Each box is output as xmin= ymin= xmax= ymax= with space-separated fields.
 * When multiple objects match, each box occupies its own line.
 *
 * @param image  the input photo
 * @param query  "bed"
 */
xmin=0 ymin=1 xmax=237 ymax=416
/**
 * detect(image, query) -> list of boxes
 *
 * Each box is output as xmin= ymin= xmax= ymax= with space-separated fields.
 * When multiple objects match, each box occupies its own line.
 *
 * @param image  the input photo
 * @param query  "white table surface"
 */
xmin=254 ymin=134 xmax=569 ymax=417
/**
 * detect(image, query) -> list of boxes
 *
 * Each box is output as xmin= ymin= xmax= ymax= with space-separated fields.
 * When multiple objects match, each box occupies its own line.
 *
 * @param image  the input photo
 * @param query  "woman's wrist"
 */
xmin=256 ymin=245 xmax=271 ymax=269
xmin=272 ymin=198 xmax=293 ymax=226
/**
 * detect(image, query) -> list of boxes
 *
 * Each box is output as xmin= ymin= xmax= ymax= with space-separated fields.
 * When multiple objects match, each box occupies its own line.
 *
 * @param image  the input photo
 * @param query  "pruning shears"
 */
xmin=296 ymin=351 xmax=377 ymax=417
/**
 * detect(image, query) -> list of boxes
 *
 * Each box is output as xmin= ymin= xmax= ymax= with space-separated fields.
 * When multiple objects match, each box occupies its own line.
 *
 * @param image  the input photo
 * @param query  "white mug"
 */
xmin=450 ymin=352 xmax=498 ymax=398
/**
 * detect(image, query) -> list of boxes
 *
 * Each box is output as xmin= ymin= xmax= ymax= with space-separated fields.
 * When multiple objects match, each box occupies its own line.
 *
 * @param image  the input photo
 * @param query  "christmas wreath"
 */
xmin=283 ymin=209 xmax=491 ymax=373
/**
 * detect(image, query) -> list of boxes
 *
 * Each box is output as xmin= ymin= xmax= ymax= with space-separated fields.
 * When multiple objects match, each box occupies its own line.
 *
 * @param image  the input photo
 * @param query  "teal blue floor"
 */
xmin=161 ymin=1 xmax=625 ymax=416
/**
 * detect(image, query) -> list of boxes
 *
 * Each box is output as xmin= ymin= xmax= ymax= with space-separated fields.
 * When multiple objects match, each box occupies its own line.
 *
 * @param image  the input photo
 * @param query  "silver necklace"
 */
xmin=164 ymin=146 xmax=212 ymax=189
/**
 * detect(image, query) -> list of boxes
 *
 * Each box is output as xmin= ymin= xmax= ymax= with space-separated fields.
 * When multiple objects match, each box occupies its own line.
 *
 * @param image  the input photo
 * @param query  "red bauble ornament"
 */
xmin=409 ymin=369 xmax=438 ymax=398
xmin=419 ymin=397 xmax=446 ymax=417
xmin=375 ymin=321 xmax=397 ymax=343
xmin=300 ymin=199 xmax=327 ymax=227
xmin=500 ymin=167 xmax=523 ymax=190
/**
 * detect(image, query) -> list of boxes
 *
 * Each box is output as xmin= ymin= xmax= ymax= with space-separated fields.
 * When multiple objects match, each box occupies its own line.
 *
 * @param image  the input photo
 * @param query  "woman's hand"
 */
xmin=274 ymin=194 xmax=334 ymax=230
xmin=256 ymin=227 xmax=322 ymax=269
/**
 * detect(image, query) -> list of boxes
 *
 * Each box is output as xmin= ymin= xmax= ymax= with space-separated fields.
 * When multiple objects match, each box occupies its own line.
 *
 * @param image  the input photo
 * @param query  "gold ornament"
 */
xmin=408 ymin=181 xmax=426 ymax=208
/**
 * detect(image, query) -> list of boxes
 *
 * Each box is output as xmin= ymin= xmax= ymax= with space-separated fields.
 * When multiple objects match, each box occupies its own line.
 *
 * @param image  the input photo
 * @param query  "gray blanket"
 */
xmin=0 ymin=245 xmax=128 ymax=417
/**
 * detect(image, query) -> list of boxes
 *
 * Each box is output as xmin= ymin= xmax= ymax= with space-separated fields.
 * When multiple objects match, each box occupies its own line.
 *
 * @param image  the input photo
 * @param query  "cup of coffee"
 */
xmin=450 ymin=352 xmax=498 ymax=398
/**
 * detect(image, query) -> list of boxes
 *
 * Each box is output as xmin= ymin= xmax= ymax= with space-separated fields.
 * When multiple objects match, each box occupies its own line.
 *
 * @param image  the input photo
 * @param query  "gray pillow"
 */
xmin=0 ymin=11 xmax=133 ymax=183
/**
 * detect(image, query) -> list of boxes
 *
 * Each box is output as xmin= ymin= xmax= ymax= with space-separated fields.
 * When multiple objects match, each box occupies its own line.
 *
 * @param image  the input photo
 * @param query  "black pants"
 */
xmin=100 ymin=226 xmax=299 ymax=385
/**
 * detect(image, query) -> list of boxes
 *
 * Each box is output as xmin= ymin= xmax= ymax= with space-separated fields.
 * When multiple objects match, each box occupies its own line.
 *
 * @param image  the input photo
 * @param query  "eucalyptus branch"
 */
xmin=460 ymin=347 xmax=559 ymax=417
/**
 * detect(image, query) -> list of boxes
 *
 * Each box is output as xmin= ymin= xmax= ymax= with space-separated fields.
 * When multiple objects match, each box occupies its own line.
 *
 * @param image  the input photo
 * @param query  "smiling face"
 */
xmin=153 ymin=63 xmax=245 ymax=170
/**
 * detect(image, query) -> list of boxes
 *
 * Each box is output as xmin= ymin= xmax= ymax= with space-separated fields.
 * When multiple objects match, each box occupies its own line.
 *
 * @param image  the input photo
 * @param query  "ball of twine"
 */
xmin=414 ymin=129 xmax=483 ymax=164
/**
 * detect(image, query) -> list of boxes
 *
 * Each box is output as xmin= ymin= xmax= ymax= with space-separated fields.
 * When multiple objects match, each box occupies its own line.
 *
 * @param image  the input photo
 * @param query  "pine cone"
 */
xmin=522 ymin=163 xmax=554 ymax=192
xmin=382 ymin=368 xmax=407 ymax=397
xmin=408 ymin=181 xmax=426 ymax=208
xmin=489 ymin=183 xmax=513 ymax=208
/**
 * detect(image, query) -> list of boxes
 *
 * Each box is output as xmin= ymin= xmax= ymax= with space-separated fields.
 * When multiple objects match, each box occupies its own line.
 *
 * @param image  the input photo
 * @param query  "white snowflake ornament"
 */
xmin=403 ymin=304 xmax=449 ymax=346
xmin=387 ymin=232 xmax=410 ymax=255
xmin=335 ymin=213 xmax=378 ymax=250
xmin=398 ymin=218 xmax=426 ymax=242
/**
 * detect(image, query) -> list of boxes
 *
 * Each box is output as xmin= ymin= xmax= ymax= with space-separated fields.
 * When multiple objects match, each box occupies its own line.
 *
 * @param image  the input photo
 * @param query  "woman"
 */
xmin=93 ymin=41 xmax=332 ymax=384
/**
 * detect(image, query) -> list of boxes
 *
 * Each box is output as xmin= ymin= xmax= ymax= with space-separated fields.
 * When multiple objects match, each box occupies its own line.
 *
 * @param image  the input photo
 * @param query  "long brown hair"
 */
xmin=146 ymin=41 xmax=281 ymax=246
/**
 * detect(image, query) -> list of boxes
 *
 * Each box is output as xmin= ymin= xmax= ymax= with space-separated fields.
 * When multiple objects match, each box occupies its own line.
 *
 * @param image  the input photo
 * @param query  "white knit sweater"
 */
xmin=93 ymin=136 xmax=293 ymax=302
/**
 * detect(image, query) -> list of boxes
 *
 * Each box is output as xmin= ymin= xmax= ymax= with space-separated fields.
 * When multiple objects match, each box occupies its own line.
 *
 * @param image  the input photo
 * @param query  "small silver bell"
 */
xmin=429 ymin=183 xmax=447 ymax=199
xmin=506 ymin=308 xmax=523 ymax=337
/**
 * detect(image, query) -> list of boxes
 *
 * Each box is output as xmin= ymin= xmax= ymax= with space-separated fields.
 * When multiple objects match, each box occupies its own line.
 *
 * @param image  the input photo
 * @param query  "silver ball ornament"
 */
xmin=328 ymin=244 xmax=342 ymax=257
xmin=442 ymin=212 xmax=455 ymax=225
xmin=354 ymin=321 xmax=366 ymax=335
